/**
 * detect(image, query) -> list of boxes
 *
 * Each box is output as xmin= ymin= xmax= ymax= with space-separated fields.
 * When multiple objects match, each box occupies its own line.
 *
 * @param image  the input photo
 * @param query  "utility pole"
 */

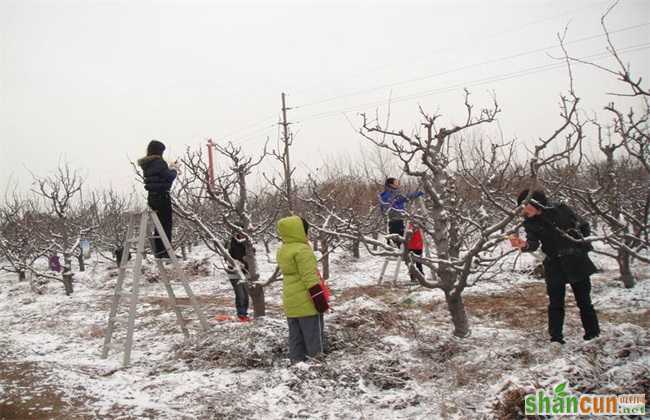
xmin=280 ymin=92 xmax=294 ymax=212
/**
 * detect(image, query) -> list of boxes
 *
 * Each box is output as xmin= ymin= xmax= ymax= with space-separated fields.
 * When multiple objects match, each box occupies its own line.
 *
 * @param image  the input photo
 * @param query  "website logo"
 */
xmin=524 ymin=382 xmax=646 ymax=416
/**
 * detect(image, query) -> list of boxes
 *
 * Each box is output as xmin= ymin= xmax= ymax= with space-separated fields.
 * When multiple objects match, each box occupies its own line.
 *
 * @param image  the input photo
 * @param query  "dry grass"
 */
xmin=464 ymin=283 xmax=548 ymax=330
xmin=336 ymin=284 xmax=396 ymax=302
xmin=599 ymin=308 xmax=650 ymax=328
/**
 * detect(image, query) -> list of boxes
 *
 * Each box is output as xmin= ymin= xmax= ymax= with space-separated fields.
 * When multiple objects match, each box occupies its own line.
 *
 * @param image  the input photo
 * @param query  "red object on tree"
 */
xmin=407 ymin=223 xmax=424 ymax=251
xmin=206 ymin=139 xmax=215 ymax=189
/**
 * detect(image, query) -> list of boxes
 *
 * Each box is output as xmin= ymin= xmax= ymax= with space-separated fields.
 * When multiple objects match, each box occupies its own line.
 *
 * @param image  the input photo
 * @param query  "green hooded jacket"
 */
xmin=276 ymin=216 xmax=320 ymax=318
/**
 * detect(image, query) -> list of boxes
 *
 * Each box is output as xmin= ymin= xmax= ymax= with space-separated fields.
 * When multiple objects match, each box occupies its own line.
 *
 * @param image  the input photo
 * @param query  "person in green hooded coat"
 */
xmin=276 ymin=215 xmax=329 ymax=363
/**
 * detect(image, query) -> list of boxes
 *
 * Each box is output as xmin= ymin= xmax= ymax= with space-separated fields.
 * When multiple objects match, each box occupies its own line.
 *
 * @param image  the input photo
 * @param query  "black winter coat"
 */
xmin=137 ymin=155 xmax=177 ymax=193
xmin=522 ymin=202 xmax=597 ymax=284
xmin=225 ymin=236 xmax=249 ymax=273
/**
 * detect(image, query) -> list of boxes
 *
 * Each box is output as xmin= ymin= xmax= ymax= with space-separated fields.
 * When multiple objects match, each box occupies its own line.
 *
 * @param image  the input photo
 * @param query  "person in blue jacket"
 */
xmin=379 ymin=177 xmax=424 ymax=247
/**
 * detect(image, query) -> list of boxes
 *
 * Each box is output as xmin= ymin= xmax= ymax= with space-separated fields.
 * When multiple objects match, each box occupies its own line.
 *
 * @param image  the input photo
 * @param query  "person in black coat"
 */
xmin=137 ymin=140 xmax=178 ymax=259
xmin=224 ymin=232 xmax=250 ymax=321
xmin=510 ymin=189 xmax=600 ymax=344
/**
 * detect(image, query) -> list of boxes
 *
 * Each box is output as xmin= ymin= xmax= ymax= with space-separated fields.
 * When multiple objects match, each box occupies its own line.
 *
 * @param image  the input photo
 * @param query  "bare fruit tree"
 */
xmin=356 ymin=91 xmax=519 ymax=337
xmin=548 ymin=5 xmax=650 ymax=287
xmin=0 ymin=193 xmax=47 ymax=286
xmin=31 ymin=164 xmax=90 ymax=295
xmin=177 ymin=142 xmax=279 ymax=317
xmin=88 ymin=189 xmax=137 ymax=265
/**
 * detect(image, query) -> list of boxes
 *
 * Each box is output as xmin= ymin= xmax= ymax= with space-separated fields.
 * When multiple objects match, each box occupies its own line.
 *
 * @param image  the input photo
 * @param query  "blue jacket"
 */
xmin=379 ymin=187 xmax=423 ymax=220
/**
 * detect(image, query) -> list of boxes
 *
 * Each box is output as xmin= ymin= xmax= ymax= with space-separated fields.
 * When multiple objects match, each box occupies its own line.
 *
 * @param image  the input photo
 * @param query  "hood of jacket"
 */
xmin=277 ymin=216 xmax=307 ymax=244
xmin=137 ymin=155 xmax=163 ymax=168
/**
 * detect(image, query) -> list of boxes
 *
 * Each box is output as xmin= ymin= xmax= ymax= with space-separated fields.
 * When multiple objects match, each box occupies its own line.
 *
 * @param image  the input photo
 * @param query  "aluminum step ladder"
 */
xmin=379 ymin=197 xmax=433 ymax=286
xmin=378 ymin=247 xmax=404 ymax=286
xmin=101 ymin=208 xmax=209 ymax=367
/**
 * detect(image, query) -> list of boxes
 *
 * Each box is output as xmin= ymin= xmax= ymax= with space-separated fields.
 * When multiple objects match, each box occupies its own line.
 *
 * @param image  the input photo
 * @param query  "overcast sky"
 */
xmin=1 ymin=0 xmax=649 ymax=196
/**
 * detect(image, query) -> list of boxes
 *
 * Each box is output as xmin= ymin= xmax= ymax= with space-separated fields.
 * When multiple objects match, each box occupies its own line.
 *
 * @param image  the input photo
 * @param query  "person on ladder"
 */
xmin=379 ymin=177 xmax=424 ymax=247
xmin=137 ymin=140 xmax=180 ymax=259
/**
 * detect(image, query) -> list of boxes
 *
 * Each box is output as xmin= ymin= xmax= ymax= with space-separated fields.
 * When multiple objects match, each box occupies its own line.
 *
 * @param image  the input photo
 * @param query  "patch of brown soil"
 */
xmin=464 ymin=283 xmax=549 ymax=329
xmin=599 ymin=308 xmax=650 ymax=328
xmin=0 ymin=359 xmax=112 ymax=419
xmin=336 ymin=284 xmax=396 ymax=303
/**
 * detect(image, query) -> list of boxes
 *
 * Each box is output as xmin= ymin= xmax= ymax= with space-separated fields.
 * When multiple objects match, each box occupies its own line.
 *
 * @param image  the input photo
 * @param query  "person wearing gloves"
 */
xmin=137 ymin=140 xmax=179 ymax=259
xmin=276 ymin=215 xmax=329 ymax=363
xmin=379 ymin=177 xmax=424 ymax=247
xmin=510 ymin=189 xmax=600 ymax=344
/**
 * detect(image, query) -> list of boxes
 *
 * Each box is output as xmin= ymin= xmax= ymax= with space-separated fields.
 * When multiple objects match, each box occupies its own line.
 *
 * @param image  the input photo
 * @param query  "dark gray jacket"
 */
xmin=522 ymin=202 xmax=597 ymax=283
xmin=137 ymin=155 xmax=177 ymax=193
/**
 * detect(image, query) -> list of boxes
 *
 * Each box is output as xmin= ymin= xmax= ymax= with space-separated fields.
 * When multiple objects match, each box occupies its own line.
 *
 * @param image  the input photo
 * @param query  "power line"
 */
xmin=230 ymin=124 xmax=277 ymax=143
xmin=293 ymin=42 xmax=650 ymax=124
xmin=218 ymin=114 xmax=278 ymax=140
xmin=290 ymin=1 xmax=612 ymax=98
xmin=293 ymin=22 xmax=650 ymax=110
xmin=213 ymin=5 xmax=635 ymax=147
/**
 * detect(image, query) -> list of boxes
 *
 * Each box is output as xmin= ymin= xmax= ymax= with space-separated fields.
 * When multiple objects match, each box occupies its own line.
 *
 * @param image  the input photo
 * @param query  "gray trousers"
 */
xmin=287 ymin=314 xmax=325 ymax=363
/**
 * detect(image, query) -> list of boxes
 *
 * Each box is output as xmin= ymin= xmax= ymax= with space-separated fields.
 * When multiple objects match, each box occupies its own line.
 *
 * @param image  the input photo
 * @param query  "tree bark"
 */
xmin=249 ymin=284 xmax=266 ymax=318
xmin=320 ymin=237 xmax=330 ymax=280
xmin=617 ymin=248 xmax=635 ymax=289
xmin=352 ymin=238 xmax=360 ymax=259
xmin=63 ymin=252 xmax=74 ymax=295
xmin=444 ymin=290 xmax=470 ymax=338
xmin=62 ymin=274 xmax=74 ymax=295
xmin=77 ymin=253 xmax=85 ymax=272
xmin=244 ymin=242 xmax=266 ymax=317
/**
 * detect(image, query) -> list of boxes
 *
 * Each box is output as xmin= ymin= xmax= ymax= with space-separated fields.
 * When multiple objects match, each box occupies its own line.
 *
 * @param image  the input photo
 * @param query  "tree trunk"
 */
xmin=187 ymin=242 xmax=193 ymax=254
xmin=444 ymin=290 xmax=470 ymax=338
xmin=352 ymin=238 xmax=360 ymax=259
xmin=264 ymin=240 xmax=271 ymax=254
xmin=77 ymin=254 xmax=85 ymax=272
xmin=372 ymin=231 xmax=379 ymax=251
xmin=62 ymin=252 xmax=74 ymax=295
xmin=62 ymin=273 xmax=74 ymax=295
xmin=18 ymin=270 xmax=26 ymax=281
xmin=181 ymin=245 xmax=187 ymax=261
xmin=244 ymin=242 xmax=266 ymax=317
xmin=617 ymin=248 xmax=635 ymax=289
xmin=321 ymin=238 xmax=330 ymax=280
xmin=249 ymin=285 xmax=266 ymax=318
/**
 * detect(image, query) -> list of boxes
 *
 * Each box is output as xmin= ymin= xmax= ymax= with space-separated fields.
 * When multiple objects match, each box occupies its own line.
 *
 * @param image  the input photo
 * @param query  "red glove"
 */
xmin=308 ymin=283 xmax=330 ymax=313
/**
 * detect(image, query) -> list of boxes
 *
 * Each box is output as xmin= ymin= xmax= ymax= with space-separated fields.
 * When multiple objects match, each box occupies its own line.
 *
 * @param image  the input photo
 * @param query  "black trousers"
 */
xmin=410 ymin=249 xmax=423 ymax=274
xmin=148 ymin=192 xmax=173 ymax=259
xmin=545 ymin=276 xmax=600 ymax=341
xmin=387 ymin=220 xmax=405 ymax=247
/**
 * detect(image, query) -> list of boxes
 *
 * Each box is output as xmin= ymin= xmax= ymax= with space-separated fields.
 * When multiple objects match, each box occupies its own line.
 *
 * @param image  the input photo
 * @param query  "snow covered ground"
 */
xmin=1 ymin=245 xmax=648 ymax=419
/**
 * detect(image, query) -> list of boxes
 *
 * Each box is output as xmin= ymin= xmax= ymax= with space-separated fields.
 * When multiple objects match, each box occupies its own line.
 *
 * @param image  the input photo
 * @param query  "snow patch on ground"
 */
xmin=1 ymin=247 xmax=649 ymax=418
